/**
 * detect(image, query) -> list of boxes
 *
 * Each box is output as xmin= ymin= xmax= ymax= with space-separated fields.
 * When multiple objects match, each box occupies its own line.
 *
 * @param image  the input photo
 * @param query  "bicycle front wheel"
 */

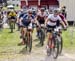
xmin=52 ymin=37 xmax=59 ymax=59
xmin=28 ymin=34 xmax=32 ymax=52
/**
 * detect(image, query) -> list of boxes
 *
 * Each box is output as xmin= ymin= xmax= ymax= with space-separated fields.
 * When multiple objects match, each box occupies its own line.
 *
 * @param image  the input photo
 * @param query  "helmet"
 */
xmin=40 ymin=8 xmax=45 ymax=12
xmin=32 ymin=9 xmax=36 ymax=12
xmin=27 ymin=9 xmax=33 ymax=14
xmin=54 ymin=8 xmax=60 ymax=13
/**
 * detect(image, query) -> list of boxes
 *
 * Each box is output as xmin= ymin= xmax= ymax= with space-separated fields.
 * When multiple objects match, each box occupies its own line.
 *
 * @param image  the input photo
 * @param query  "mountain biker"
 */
xmin=8 ymin=10 xmax=17 ymax=31
xmin=19 ymin=9 xmax=35 ymax=45
xmin=61 ymin=6 xmax=67 ymax=19
xmin=17 ymin=10 xmax=29 ymax=45
xmin=45 ymin=9 xmax=66 ymax=48
xmin=58 ymin=9 xmax=68 ymax=27
xmin=8 ymin=10 xmax=16 ymax=20
xmin=35 ymin=8 xmax=47 ymax=38
xmin=17 ymin=9 xmax=27 ymax=31
xmin=8 ymin=10 xmax=16 ymax=25
xmin=56 ymin=8 xmax=68 ymax=31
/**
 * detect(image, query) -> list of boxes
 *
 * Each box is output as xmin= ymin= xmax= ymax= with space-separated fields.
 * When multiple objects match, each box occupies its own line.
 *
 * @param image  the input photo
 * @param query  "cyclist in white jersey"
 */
xmin=45 ymin=9 xmax=66 ymax=47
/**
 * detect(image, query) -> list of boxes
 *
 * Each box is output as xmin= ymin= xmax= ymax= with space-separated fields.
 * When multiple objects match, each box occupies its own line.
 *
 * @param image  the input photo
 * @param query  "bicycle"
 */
xmin=46 ymin=27 xmax=63 ymax=59
xmin=38 ymin=24 xmax=45 ymax=46
xmin=23 ymin=26 xmax=32 ymax=52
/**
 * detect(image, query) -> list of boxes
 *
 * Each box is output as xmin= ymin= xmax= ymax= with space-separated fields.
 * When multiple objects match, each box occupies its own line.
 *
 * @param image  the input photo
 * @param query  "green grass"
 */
xmin=0 ymin=29 xmax=19 ymax=46
xmin=62 ymin=27 xmax=75 ymax=49
xmin=0 ymin=27 xmax=75 ymax=55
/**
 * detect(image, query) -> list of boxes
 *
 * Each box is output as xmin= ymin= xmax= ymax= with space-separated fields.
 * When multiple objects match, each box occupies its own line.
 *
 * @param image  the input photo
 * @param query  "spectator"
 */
xmin=61 ymin=6 xmax=67 ymax=19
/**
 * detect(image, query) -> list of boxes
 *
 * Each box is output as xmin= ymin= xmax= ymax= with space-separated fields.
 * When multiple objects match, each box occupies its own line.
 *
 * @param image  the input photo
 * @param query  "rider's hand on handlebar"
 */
xmin=63 ymin=26 xmax=67 ymax=31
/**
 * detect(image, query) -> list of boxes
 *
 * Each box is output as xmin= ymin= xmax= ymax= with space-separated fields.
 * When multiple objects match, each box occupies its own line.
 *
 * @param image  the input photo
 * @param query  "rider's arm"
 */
xmin=58 ymin=16 xmax=66 ymax=28
xmin=60 ymin=14 xmax=68 ymax=26
xmin=44 ymin=12 xmax=48 ymax=20
xmin=8 ymin=13 xmax=12 ymax=16
xmin=17 ymin=13 xmax=20 ymax=23
xmin=19 ymin=17 xmax=23 ymax=24
xmin=64 ymin=19 xmax=68 ymax=27
xmin=17 ymin=16 xmax=19 ymax=23
xmin=45 ymin=14 xmax=52 ymax=26
xmin=14 ymin=12 xmax=17 ymax=16
xmin=45 ymin=17 xmax=49 ymax=26
xmin=35 ymin=16 xmax=39 ymax=25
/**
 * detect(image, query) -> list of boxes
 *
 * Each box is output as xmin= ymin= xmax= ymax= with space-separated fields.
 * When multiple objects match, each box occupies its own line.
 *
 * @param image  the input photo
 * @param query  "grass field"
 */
xmin=0 ymin=27 xmax=75 ymax=56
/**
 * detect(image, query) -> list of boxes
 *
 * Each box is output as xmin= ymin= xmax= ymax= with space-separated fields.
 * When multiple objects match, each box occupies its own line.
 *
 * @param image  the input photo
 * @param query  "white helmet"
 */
xmin=27 ymin=9 xmax=33 ymax=14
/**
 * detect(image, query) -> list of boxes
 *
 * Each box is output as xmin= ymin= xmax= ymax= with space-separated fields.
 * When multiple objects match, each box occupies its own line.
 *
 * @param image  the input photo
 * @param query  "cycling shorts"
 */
xmin=47 ymin=25 xmax=56 ymax=32
xmin=10 ymin=16 xmax=16 ymax=19
xmin=22 ymin=20 xmax=31 ymax=27
xmin=38 ymin=20 xmax=45 ymax=24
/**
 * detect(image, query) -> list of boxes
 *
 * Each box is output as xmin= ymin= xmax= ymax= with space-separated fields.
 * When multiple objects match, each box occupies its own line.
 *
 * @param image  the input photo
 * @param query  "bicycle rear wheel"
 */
xmin=58 ymin=36 xmax=63 ymax=54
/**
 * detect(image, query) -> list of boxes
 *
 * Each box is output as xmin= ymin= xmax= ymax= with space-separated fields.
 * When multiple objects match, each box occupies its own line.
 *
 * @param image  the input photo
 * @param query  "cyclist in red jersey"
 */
xmin=35 ymin=8 xmax=47 ymax=37
xmin=57 ymin=9 xmax=68 ymax=27
xmin=59 ymin=12 xmax=68 ymax=26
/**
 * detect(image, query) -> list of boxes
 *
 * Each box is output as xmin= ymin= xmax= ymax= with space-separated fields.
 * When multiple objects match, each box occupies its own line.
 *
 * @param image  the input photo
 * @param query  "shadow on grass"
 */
xmin=19 ymin=46 xmax=31 ymax=55
xmin=35 ymin=42 xmax=43 ymax=48
xmin=33 ymin=38 xmax=39 ymax=41
xmin=8 ymin=32 xmax=14 ymax=33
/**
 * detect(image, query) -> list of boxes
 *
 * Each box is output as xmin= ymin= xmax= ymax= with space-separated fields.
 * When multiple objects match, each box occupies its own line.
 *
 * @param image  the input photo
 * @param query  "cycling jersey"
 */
xmin=21 ymin=14 xmax=35 ymax=27
xmin=8 ymin=12 xmax=16 ymax=17
xmin=19 ymin=13 xmax=27 ymax=19
xmin=8 ymin=12 xmax=16 ymax=19
xmin=59 ymin=14 xmax=67 ymax=25
xmin=47 ymin=14 xmax=62 ymax=26
xmin=19 ymin=13 xmax=24 ymax=19
xmin=37 ymin=12 xmax=47 ymax=24
xmin=57 ymin=14 xmax=67 ymax=26
xmin=47 ymin=14 xmax=62 ymax=32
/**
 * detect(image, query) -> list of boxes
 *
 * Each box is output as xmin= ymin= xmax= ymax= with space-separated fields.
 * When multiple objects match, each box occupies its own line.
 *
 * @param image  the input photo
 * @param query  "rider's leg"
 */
xmin=47 ymin=32 xmax=52 ymax=46
xmin=23 ymin=27 xmax=27 ymax=38
xmin=48 ymin=32 xmax=54 ymax=48
xmin=18 ymin=27 xmax=24 ymax=45
xmin=21 ymin=27 xmax=27 ymax=44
